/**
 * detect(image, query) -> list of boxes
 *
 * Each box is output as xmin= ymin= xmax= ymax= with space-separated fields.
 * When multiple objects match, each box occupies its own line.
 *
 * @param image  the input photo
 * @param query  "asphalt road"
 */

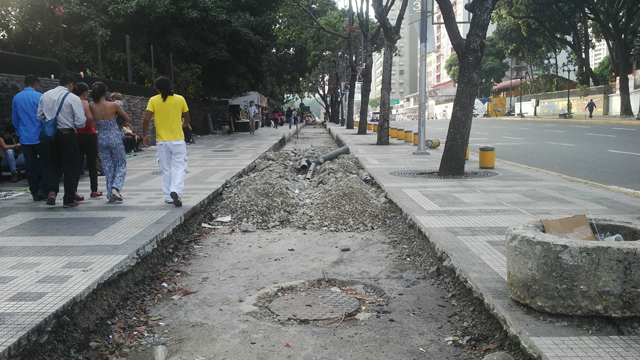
xmin=415 ymin=118 xmax=640 ymax=193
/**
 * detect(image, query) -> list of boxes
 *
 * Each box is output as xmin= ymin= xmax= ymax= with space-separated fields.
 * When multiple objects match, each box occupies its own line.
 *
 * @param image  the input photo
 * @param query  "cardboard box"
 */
xmin=541 ymin=214 xmax=597 ymax=241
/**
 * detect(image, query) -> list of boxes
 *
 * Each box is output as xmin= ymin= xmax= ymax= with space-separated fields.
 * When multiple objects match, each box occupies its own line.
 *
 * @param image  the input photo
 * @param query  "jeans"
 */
xmin=21 ymin=143 xmax=48 ymax=195
xmin=47 ymin=130 xmax=79 ymax=204
xmin=287 ymin=117 xmax=293 ymax=129
xmin=1 ymin=149 xmax=25 ymax=173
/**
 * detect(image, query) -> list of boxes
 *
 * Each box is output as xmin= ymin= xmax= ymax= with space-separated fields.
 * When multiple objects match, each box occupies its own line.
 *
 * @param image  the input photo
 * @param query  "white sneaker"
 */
xmin=111 ymin=187 xmax=123 ymax=201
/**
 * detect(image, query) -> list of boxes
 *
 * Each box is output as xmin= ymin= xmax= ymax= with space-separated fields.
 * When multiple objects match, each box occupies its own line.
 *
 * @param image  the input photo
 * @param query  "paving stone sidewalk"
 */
xmin=0 ymin=125 xmax=301 ymax=359
xmin=327 ymin=122 xmax=640 ymax=360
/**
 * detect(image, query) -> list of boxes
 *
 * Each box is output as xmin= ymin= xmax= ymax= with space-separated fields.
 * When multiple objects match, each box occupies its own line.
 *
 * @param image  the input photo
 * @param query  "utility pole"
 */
xmin=415 ymin=0 xmax=432 ymax=155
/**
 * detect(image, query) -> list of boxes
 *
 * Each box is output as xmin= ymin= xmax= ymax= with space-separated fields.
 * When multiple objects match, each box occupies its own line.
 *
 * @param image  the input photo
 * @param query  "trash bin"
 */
xmin=425 ymin=139 xmax=440 ymax=148
xmin=479 ymin=145 xmax=495 ymax=169
xmin=373 ymin=124 xmax=378 ymax=132
xmin=396 ymin=128 xmax=404 ymax=140
xmin=367 ymin=123 xmax=373 ymax=130
xmin=466 ymin=145 xmax=469 ymax=160
xmin=413 ymin=132 xmax=418 ymax=146
xmin=404 ymin=130 xmax=412 ymax=142
xmin=390 ymin=127 xmax=397 ymax=138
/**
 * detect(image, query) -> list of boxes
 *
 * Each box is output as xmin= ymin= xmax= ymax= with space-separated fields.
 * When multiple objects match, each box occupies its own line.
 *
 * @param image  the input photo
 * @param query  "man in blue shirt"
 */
xmin=12 ymin=75 xmax=48 ymax=201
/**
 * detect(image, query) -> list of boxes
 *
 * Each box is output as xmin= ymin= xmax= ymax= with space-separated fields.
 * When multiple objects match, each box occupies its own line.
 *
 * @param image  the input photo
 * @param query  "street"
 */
xmin=415 ymin=118 xmax=640 ymax=193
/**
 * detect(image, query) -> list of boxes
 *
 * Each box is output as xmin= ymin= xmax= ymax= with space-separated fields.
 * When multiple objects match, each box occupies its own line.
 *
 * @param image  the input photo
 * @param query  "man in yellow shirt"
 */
xmin=142 ymin=76 xmax=189 ymax=207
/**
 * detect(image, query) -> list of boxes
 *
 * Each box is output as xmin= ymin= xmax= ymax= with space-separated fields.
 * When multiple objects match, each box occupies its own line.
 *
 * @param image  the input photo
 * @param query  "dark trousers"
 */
xmin=47 ymin=130 xmax=79 ymax=204
xmin=21 ymin=142 xmax=48 ymax=195
xmin=77 ymin=133 xmax=99 ymax=193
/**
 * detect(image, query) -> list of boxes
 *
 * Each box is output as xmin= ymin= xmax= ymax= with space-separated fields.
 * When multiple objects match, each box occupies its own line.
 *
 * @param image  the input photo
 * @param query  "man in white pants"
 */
xmin=248 ymin=101 xmax=258 ymax=134
xmin=142 ymin=76 xmax=189 ymax=207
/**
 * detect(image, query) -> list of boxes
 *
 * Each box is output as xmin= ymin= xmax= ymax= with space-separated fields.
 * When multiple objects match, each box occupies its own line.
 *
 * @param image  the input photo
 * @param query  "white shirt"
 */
xmin=37 ymin=86 xmax=86 ymax=130
xmin=248 ymin=105 xmax=258 ymax=118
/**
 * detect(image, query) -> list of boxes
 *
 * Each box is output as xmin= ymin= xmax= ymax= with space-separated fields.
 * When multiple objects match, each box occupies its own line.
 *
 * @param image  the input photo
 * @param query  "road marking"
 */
xmin=502 ymin=136 xmax=524 ymax=140
xmin=608 ymin=150 xmax=640 ymax=156
xmin=586 ymin=133 xmax=616 ymax=137
xmin=612 ymin=128 xmax=636 ymax=130
xmin=517 ymin=127 xmax=529 ymax=130
xmin=475 ymin=132 xmax=489 ymax=135
xmin=573 ymin=125 xmax=590 ymax=128
xmin=542 ymin=124 xmax=557 ymax=126
xmin=544 ymin=130 xmax=565 ymax=133
xmin=545 ymin=142 xmax=575 ymax=146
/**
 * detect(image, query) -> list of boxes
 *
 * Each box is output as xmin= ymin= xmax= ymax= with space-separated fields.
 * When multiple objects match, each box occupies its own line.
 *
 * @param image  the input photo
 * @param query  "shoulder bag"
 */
xmin=39 ymin=92 xmax=70 ymax=142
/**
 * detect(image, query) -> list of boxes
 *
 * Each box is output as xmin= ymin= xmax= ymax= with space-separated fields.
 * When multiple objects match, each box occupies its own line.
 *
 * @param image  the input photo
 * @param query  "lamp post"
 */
xmin=518 ymin=71 xmax=528 ymax=118
xmin=563 ymin=67 xmax=574 ymax=115
xmin=509 ymin=58 xmax=513 ymax=113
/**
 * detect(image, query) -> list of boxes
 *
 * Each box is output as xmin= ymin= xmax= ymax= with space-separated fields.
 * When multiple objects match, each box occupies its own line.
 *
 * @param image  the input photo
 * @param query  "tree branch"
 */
xmin=435 ymin=0 xmax=464 ymax=54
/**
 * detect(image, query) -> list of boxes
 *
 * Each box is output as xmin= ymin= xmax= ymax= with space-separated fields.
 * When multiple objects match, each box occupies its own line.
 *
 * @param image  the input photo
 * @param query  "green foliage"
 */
xmin=445 ymin=36 xmax=509 ymax=86
xmin=369 ymin=96 xmax=380 ymax=109
xmin=444 ymin=54 xmax=459 ymax=83
xmin=593 ymin=55 xmax=615 ymax=84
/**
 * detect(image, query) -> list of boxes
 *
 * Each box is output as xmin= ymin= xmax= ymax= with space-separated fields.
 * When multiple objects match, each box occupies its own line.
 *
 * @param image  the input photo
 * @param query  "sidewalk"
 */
xmin=327 ymin=122 xmax=640 ymax=359
xmin=0 ymin=125 xmax=302 ymax=359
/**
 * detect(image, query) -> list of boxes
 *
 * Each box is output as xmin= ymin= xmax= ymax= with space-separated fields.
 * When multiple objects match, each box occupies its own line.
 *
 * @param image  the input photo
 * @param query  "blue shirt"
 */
xmin=12 ymin=87 xmax=43 ymax=145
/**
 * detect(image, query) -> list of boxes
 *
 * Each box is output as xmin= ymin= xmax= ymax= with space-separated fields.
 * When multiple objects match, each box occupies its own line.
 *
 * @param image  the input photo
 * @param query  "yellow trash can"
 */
xmin=390 ymin=127 xmax=397 ymax=138
xmin=413 ymin=132 xmax=418 ymax=146
xmin=373 ymin=124 xmax=378 ymax=132
xmin=396 ymin=128 xmax=404 ymax=140
xmin=466 ymin=145 xmax=469 ymax=160
xmin=367 ymin=123 xmax=372 ymax=130
xmin=404 ymin=130 xmax=412 ymax=142
xmin=354 ymin=121 xmax=359 ymax=127
xmin=479 ymin=145 xmax=495 ymax=169
xmin=425 ymin=138 xmax=440 ymax=148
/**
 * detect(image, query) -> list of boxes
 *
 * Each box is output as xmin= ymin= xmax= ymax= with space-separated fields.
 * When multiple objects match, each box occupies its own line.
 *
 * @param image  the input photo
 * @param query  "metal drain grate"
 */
xmin=390 ymin=170 xmax=498 ymax=179
xmin=268 ymin=289 xmax=360 ymax=321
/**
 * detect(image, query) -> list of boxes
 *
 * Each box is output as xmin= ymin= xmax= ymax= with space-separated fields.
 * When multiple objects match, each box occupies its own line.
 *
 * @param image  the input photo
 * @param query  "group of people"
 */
xmin=9 ymin=73 xmax=190 ymax=208
xmin=271 ymin=106 xmax=303 ymax=129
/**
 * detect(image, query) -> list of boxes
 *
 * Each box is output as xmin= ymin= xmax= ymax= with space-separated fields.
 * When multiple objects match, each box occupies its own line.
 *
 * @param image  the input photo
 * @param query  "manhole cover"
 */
xmin=390 ymin=170 xmax=498 ymax=179
xmin=268 ymin=289 xmax=360 ymax=321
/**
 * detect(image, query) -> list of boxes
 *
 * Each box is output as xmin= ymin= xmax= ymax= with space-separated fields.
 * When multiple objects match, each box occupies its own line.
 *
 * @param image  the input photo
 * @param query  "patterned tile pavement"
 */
xmin=0 ymin=125 xmax=301 ymax=359
xmin=328 ymin=122 xmax=640 ymax=360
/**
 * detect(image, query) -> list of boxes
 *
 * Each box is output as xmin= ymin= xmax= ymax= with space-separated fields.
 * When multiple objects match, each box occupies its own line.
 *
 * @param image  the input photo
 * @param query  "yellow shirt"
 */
xmin=146 ymin=94 xmax=189 ymax=141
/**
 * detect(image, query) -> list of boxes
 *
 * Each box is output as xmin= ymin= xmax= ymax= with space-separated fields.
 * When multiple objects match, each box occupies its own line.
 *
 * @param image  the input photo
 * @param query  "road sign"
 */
xmin=390 ymin=99 xmax=400 ymax=105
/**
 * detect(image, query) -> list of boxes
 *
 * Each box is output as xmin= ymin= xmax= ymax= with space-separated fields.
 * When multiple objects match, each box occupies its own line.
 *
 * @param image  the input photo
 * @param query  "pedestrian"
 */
xmin=73 ymin=82 xmax=102 ymax=200
xmin=248 ymin=101 xmax=258 ymax=134
xmin=585 ymin=99 xmax=597 ymax=118
xmin=89 ymin=82 xmax=130 ymax=203
xmin=37 ymin=72 xmax=86 ymax=208
xmin=11 ymin=75 xmax=49 ymax=199
xmin=142 ymin=76 xmax=189 ymax=207
xmin=286 ymin=106 xmax=294 ymax=129
xmin=272 ymin=109 xmax=279 ymax=129
xmin=0 ymin=124 xmax=24 ymax=183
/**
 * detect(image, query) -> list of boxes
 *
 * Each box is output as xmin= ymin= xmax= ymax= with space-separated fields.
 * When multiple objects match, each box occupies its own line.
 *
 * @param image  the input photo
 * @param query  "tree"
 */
xmin=372 ymin=0 xmax=409 ymax=145
xmin=369 ymin=96 xmax=381 ymax=109
xmin=444 ymin=36 xmax=509 ymax=87
xmin=436 ymin=0 xmax=499 ymax=176
xmin=593 ymin=55 xmax=614 ymax=85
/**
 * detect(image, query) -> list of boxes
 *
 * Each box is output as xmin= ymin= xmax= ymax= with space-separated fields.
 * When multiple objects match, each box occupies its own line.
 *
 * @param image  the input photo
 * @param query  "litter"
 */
xmin=153 ymin=345 xmax=167 ymax=360
xmin=201 ymin=223 xmax=221 ymax=229
xmin=541 ymin=215 xmax=596 ymax=241
xmin=214 ymin=215 xmax=232 ymax=222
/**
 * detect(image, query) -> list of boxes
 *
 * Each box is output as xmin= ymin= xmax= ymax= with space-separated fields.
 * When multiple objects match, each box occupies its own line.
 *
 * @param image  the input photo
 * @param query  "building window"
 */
xmin=399 ymin=70 xmax=404 ymax=75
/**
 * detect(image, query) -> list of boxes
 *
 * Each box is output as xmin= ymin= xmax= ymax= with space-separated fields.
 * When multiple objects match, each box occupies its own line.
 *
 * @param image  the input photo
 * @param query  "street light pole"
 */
xmin=519 ymin=72 xmax=523 ymax=118
xmin=563 ymin=67 xmax=574 ymax=115
xmin=414 ymin=0 xmax=431 ymax=155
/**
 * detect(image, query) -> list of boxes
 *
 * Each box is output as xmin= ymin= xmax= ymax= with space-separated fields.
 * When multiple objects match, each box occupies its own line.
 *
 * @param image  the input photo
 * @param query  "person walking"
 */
xmin=585 ymin=99 xmax=597 ymax=118
xmin=142 ymin=76 xmax=189 ymax=207
xmin=11 ymin=75 xmax=48 ymax=200
xmin=248 ymin=101 xmax=258 ymax=134
xmin=286 ymin=106 xmax=294 ymax=129
xmin=37 ymin=72 xmax=86 ymax=208
xmin=73 ymin=82 xmax=102 ymax=200
xmin=89 ymin=82 xmax=130 ymax=203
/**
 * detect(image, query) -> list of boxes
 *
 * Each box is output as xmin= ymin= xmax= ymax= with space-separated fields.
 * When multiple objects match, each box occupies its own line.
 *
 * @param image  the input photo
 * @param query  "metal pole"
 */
xmin=151 ymin=45 xmax=155 ymax=83
xmin=509 ymin=58 xmax=513 ymax=112
xmin=42 ymin=0 xmax=50 ymax=58
xmin=126 ymin=35 xmax=132 ymax=83
xmin=415 ymin=0 xmax=429 ymax=155
xmin=170 ymin=52 xmax=175 ymax=87
xmin=96 ymin=22 xmax=102 ymax=77
xmin=519 ymin=74 xmax=523 ymax=117
xmin=566 ymin=69 xmax=572 ymax=114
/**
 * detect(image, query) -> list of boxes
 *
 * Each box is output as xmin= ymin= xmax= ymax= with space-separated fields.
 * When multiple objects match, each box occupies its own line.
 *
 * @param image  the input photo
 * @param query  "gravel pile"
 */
xmin=210 ymin=135 xmax=391 ymax=232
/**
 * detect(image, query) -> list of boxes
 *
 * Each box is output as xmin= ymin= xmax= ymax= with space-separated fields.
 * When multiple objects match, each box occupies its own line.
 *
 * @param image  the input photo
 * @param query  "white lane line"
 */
xmin=573 ymin=125 xmax=591 ymax=128
xmin=587 ymin=133 xmax=616 ymax=137
xmin=476 ymin=132 xmax=489 ymax=135
xmin=608 ymin=150 xmax=640 ymax=156
xmin=544 ymin=130 xmax=565 ymax=133
xmin=612 ymin=128 xmax=636 ymax=131
xmin=542 ymin=124 xmax=557 ymax=126
xmin=517 ymin=127 xmax=529 ymax=130
xmin=545 ymin=142 xmax=575 ymax=146
xmin=502 ymin=136 xmax=524 ymax=140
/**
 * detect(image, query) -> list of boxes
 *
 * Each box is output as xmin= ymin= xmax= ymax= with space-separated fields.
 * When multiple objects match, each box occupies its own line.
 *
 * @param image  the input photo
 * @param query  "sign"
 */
xmin=390 ymin=98 xmax=400 ymax=105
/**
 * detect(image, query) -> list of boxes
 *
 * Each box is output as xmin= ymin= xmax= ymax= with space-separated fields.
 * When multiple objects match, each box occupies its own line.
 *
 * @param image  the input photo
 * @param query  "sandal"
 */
xmin=90 ymin=191 xmax=103 ymax=197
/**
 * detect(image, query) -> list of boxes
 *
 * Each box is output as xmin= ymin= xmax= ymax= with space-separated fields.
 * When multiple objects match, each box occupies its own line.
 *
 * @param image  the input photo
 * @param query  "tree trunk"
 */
xmin=358 ymin=49 xmax=373 ymax=135
xmin=437 ymin=0 xmax=496 ymax=176
xmin=612 ymin=44 xmax=634 ymax=117
xmin=347 ymin=70 xmax=357 ymax=129
xmin=376 ymin=40 xmax=394 ymax=145
xmin=330 ymin=92 xmax=340 ymax=123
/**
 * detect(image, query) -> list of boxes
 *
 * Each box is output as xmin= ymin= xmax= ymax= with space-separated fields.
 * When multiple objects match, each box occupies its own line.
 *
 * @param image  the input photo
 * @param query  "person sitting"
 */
xmin=122 ymin=124 xmax=142 ymax=153
xmin=0 ymin=124 xmax=25 ymax=183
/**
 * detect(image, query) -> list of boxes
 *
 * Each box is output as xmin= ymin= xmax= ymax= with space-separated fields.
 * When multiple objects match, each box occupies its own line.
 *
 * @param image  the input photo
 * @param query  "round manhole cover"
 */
xmin=268 ymin=289 xmax=360 ymax=321
xmin=390 ymin=170 xmax=498 ymax=179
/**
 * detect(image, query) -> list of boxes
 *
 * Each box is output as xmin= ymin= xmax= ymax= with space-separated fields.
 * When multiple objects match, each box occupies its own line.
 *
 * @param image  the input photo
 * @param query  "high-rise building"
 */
xmin=590 ymin=39 xmax=609 ymax=69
